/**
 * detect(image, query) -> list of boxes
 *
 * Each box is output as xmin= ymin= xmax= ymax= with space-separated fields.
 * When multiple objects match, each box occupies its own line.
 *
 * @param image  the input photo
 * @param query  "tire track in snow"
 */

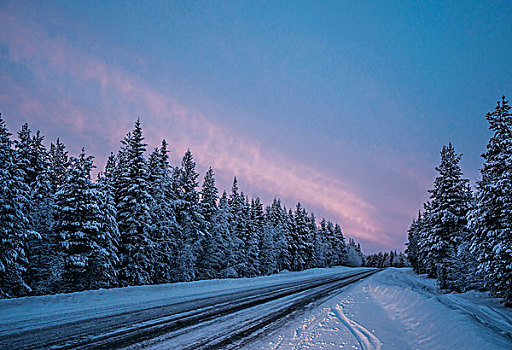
xmin=333 ymin=304 xmax=381 ymax=350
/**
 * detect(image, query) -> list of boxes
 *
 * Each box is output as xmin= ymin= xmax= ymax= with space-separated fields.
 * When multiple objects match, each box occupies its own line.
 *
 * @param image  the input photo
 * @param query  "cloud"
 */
xmin=0 ymin=10 xmax=384 ymax=244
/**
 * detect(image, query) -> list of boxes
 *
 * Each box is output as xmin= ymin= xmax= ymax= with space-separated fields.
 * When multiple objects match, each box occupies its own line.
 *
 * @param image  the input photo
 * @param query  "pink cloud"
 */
xmin=0 ymin=10 xmax=385 ymax=244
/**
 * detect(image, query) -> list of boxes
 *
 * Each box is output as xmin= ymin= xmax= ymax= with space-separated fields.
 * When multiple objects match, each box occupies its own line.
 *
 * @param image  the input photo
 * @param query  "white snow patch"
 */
xmin=252 ymin=268 xmax=512 ymax=350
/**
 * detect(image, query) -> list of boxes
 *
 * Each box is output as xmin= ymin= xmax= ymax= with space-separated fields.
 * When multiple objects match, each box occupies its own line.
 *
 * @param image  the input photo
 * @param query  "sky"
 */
xmin=1 ymin=1 xmax=511 ymax=253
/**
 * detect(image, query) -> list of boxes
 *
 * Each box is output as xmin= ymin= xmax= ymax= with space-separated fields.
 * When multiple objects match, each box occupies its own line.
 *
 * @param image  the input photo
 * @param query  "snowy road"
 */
xmin=0 ymin=268 xmax=377 ymax=349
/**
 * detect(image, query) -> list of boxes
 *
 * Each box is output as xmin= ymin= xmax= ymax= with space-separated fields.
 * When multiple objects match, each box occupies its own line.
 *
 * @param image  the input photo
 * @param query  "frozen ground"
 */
xmin=251 ymin=268 xmax=512 ymax=350
xmin=1 ymin=267 xmax=511 ymax=349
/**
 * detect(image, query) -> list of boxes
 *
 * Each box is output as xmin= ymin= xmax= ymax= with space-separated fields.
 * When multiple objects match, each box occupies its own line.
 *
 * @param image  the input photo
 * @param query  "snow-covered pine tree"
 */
xmin=15 ymin=124 xmax=57 ymax=294
xmin=289 ymin=203 xmax=310 ymax=271
xmin=15 ymin=126 xmax=54 ymax=231
xmin=332 ymin=223 xmax=347 ymax=266
xmin=259 ymin=222 xmax=278 ymax=275
xmin=94 ymin=170 xmax=120 ymax=289
xmin=0 ymin=116 xmax=32 ymax=298
xmin=417 ymin=207 xmax=436 ymax=276
xmin=305 ymin=213 xmax=317 ymax=269
xmin=242 ymin=196 xmax=263 ymax=276
xmin=469 ymin=96 xmax=512 ymax=305
xmin=228 ymin=177 xmax=249 ymax=276
xmin=324 ymin=221 xmax=337 ymax=267
xmin=54 ymin=149 xmax=104 ymax=292
xmin=427 ymin=143 xmax=471 ymax=290
xmin=197 ymin=167 xmax=223 ymax=279
xmin=114 ymin=119 xmax=155 ymax=286
xmin=173 ymin=149 xmax=204 ymax=281
xmin=405 ymin=212 xmax=421 ymax=273
xmin=265 ymin=198 xmax=291 ymax=271
xmin=215 ymin=191 xmax=239 ymax=278
xmin=313 ymin=218 xmax=329 ymax=268
xmin=48 ymin=138 xmax=69 ymax=193
xmin=199 ymin=167 xmax=218 ymax=225
xmin=147 ymin=140 xmax=178 ymax=284
xmin=346 ymin=238 xmax=363 ymax=267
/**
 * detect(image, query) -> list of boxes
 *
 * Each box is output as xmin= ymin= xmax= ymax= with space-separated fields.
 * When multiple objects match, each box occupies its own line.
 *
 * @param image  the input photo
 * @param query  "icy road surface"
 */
xmin=0 ymin=267 xmax=375 ymax=349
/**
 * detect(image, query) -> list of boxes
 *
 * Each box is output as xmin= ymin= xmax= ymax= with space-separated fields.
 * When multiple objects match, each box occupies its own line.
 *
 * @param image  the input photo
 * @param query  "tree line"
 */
xmin=364 ymin=250 xmax=407 ymax=268
xmin=0 ymin=117 xmax=364 ymax=298
xmin=406 ymin=96 xmax=512 ymax=306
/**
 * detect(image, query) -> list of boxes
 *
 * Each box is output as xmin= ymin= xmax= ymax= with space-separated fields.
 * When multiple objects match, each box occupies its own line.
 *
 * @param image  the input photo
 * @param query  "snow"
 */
xmin=0 ymin=266 xmax=365 ymax=338
xmin=251 ymin=268 xmax=512 ymax=349
xmin=1 ymin=267 xmax=511 ymax=349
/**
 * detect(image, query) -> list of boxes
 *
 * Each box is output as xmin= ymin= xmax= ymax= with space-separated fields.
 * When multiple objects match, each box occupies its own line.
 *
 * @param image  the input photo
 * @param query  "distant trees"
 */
xmin=407 ymin=96 xmax=512 ymax=306
xmin=0 ymin=116 xmax=358 ymax=298
xmin=365 ymin=250 xmax=407 ymax=268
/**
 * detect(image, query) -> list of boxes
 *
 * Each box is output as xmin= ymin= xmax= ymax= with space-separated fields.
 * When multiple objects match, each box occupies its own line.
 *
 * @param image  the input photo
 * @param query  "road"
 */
xmin=0 ymin=269 xmax=378 ymax=349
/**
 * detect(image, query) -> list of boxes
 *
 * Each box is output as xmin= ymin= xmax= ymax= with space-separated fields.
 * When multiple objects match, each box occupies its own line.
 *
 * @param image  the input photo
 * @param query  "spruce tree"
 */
xmin=241 ymin=197 xmax=263 ymax=276
xmin=469 ymin=97 xmax=512 ymax=304
xmin=215 ymin=191 xmax=239 ymax=278
xmin=0 ymin=116 xmax=32 ymax=297
xmin=114 ymin=119 xmax=154 ymax=286
xmin=290 ymin=203 xmax=310 ymax=271
xmin=173 ymin=149 xmax=204 ymax=281
xmin=48 ymin=138 xmax=69 ymax=193
xmin=54 ymin=149 xmax=96 ymax=291
xmin=15 ymin=124 xmax=57 ymax=294
xmin=314 ymin=219 xmax=330 ymax=267
xmin=406 ymin=212 xmax=421 ymax=273
xmin=427 ymin=143 xmax=471 ymax=290
xmin=147 ymin=140 xmax=177 ymax=284
xmin=265 ymin=198 xmax=291 ymax=271
xmin=197 ymin=167 xmax=222 ymax=279
xmin=333 ymin=223 xmax=347 ymax=266
xmin=94 ymin=171 xmax=120 ymax=289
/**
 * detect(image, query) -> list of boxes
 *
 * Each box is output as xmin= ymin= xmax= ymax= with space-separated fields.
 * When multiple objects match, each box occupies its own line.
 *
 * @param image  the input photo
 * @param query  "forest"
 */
xmin=406 ymin=96 xmax=512 ymax=306
xmin=0 ymin=117 xmax=365 ymax=298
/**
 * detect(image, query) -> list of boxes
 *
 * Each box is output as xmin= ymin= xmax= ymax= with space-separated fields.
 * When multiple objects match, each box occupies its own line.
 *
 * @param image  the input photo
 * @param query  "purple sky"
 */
xmin=1 ymin=1 xmax=511 ymax=253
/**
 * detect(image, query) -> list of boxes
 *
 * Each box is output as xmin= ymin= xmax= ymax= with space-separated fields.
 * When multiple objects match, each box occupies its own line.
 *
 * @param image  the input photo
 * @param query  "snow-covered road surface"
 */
xmin=3 ymin=267 xmax=511 ymax=349
xmin=0 ymin=267 xmax=376 ymax=349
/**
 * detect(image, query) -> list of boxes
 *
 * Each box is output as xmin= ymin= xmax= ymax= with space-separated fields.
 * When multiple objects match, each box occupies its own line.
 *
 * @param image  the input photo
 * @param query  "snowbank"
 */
xmin=253 ymin=268 xmax=512 ymax=349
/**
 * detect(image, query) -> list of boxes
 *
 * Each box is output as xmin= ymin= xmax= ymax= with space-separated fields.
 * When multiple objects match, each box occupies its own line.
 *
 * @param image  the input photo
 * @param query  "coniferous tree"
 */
xmin=54 ymin=149 xmax=107 ymax=291
xmin=314 ymin=218 xmax=329 ymax=268
xmin=114 ymin=119 xmax=155 ymax=286
xmin=290 ymin=203 xmax=310 ymax=271
xmin=426 ymin=143 xmax=471 ymax=290
xmin=406 ymin=212 xmax=421 ymax=273
xmin=147 ymin=140 xmax=177 ymax=283
xmin=305 ymin=213 xmax=317 ymax=269
xmin=94 ymin=170 xmax=120 ymax=289
xmin=228 ymin=177 xmax=248 ymax=276
xmin=0 ymin=116 xmax=32 ymax=297
xmin=15 ymin=124 xmax=57 ymax=294
xmin=266 ymin=199 xmax=291 ymax=271
xmin=173 ymin=149 xmax=204 ymax=281
xmin=197 ymin=167 xmax=222 ymax=279
xmin=346 ymin=238 xmax=364 ymax=267
xmin=48 ymin=138 xmax=69 ymax=193
xmin=469 ymin=97 xmax=512 ymax=304
xmin=242 ymin=197 xmax=263 ymax=276
xmin=215 ymin=191 xmax=239 ymax=278
xmin=332 ymin=223 xmax=347 ymax=266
